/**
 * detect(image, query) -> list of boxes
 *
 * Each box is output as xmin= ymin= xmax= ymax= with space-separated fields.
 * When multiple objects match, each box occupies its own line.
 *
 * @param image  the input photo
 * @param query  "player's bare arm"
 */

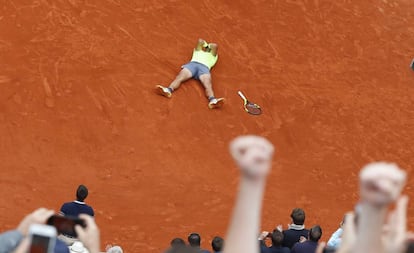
xmin=195 ymin=38 xmax=207 ymax=51
xmin=208 ymin=43 xmax=218 ymax=56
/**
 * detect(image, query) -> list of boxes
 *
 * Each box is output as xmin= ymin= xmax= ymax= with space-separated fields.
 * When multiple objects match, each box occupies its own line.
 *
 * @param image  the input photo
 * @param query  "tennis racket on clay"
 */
xmin=237 ymin=91 xmax=262 ymax=115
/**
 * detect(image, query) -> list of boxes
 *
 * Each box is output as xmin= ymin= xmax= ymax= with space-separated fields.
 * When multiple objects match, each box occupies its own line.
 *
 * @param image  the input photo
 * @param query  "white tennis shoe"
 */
xmin=156 ymin=85 xmax=172 ymax=98
xmin=208 ymin=98 xmax=224 ymax=109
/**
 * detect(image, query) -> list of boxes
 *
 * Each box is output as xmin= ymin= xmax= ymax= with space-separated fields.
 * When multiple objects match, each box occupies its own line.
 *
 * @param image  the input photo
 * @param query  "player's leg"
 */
xmin=169 ymin=68 xmax=192 ymax=90
xmin=199 ymin=73 xmax=214 ymax=98
xmin=156 ymin=68 xmax=192 ymax=98
xmin=199 ymin=73 xmax=224 ymax=109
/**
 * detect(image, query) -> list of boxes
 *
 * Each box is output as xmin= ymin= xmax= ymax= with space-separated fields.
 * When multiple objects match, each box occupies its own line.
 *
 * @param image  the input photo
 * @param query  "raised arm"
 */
xmin=223 ymin=135 xmax=275 ymax=253
xmin=195 ymin=38 xmax=208 ymax=51
xmin=336 ymin=162 xmax=408 ymax=253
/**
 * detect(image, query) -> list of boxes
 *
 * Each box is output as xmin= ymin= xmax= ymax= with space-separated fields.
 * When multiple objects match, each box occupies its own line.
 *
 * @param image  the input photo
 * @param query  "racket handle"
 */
xmin=237 ymin=91 xmax=247 ymax=100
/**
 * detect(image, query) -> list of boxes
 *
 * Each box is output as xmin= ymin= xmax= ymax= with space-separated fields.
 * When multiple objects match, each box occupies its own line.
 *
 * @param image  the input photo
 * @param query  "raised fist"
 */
xmin=359 ymin=162 xmax=406 ymax=206
xmin=229 ymin=135 xmax=274 ymax=180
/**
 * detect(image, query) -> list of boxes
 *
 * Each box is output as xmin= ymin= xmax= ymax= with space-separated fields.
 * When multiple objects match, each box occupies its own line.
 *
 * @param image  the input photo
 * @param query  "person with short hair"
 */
xmin=60 ymin=185 xmax=95 ymax=217
xmin=211 ymin=236 xmax=224 ymax=253
xmin=281 ymin=208 xmax=309 ymax=249
xmin=171 ymin=238 xmax=186 ymax=248
xmin=164 ymin=238 xmax=186 ymax=253
xmin=58 ymin=185 xmax=95 ymax=245
xmin=259 ymin=230 xmax=290 ymax=253
xmin=156 ymin=38 xmax=224 ymax=109
xmin=188 ymin=233 xmax=211 ymax=253
xmin=290 ymin=225 xmax=322 ymax=253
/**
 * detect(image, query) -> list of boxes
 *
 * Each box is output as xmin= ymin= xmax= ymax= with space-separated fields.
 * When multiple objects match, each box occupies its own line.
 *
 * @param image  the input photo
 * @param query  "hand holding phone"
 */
xmin=74 ymin=214 xmax=101 ymax=253
xmin=17 ymin=208 xmax=55 ymax=236
xmin=46 ymin=215 xmax=86 ymax=237
xmin=28 ymin=224 xmax=57 ymax=253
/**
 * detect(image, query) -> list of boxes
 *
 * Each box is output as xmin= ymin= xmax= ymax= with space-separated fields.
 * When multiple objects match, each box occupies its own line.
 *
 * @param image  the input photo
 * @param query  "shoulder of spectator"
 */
xmin=0 ymin=229 xmax=24 ymax=253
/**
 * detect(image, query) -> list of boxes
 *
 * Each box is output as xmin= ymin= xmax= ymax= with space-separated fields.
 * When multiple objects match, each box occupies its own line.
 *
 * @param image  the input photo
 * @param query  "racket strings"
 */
xmin=246 ymin=103 xmax=261 ymax=115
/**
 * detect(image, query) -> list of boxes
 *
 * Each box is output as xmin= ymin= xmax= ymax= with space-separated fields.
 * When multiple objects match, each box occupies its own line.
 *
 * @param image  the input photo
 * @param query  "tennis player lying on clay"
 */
xmin=156 ymin=38 xmax=224 ymax=109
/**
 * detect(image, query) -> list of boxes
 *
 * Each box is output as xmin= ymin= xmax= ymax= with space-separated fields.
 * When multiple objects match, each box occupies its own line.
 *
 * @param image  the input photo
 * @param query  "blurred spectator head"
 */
xmin=270 ymin=230 xmax=284 ymax=246
xmin=290 ymin=208 xmax=306 ymax=225
xmin=188 ymin=233 xmax=201 ymax=247
xmin=76 ymin=185 xmax=89 ymax=202
xmin=211 ymin=236 xmax=224 ymax=252
xmin=170 ymin=238 xmax=186 ymax=247
xmin=309 ymin=225 xmax=322 ymax=242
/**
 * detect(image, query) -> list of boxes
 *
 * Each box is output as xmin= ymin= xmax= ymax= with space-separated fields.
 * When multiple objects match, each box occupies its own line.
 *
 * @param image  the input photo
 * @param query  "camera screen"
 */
xmin=30 ymin=234 xmax=51 ymax=253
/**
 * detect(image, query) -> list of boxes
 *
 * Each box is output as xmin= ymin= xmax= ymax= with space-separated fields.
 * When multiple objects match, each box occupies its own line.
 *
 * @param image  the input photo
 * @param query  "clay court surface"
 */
xmin=1 ymin=0 xmax=414 ymax=251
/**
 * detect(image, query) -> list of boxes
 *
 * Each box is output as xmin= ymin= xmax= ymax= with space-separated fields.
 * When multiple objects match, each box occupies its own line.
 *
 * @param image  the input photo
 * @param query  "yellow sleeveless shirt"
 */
xmin=190 ymin=49 xmax=218 ymax=69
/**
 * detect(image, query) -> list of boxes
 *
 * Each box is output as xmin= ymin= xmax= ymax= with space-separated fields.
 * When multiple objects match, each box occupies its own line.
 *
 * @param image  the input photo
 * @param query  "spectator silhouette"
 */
xmin=58 ymin=185 xmax=95 ymax=245
xmin=259 ymin=230 xmax=290 ymax=253
xmin=282 ymin=208 xmax=309 ymax=249
xmin=188 ymin=233 xmax=211 ymax=253
xmin=164 ymin=238 xmax=186 ymax=253
xmin=211 ymin=236 xmax=224 ymax=253
xmin=291 ymin=225 xmax=322 ymax=253
xmin=60 ymin=185 xmax=94 ymax=217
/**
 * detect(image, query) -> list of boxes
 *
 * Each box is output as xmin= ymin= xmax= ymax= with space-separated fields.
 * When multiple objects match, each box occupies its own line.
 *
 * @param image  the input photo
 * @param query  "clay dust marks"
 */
xmin=86 ymin=86 xmax=104 ymax=112
xmin=41 ymin=77 xmax=55 ymax=108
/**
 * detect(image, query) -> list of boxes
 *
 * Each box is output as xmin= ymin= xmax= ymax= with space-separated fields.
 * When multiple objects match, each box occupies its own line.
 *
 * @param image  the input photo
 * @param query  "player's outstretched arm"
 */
xmin=209 ymin=43 xmax=218 ymax=56
xmin=223 ymin=135 xmax=274 ymax=253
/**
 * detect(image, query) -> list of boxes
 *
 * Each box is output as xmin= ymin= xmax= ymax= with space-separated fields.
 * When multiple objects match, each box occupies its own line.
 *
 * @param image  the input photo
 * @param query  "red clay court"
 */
xmin=1 ymin=0 xmax=414 ymax=252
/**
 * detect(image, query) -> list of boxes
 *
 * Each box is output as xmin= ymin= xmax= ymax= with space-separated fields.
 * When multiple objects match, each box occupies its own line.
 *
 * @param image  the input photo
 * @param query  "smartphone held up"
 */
xmin=28 ymin=224 xmax=57 ymax=253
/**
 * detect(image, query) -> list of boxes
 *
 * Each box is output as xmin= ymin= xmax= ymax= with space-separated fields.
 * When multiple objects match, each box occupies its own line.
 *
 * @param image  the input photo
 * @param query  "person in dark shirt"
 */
xmin=211 ymin=236 xmax=224 ymax=253
xmin=259 ymin=229 xmax=290 ymax=253
xmin=291 ymin=225 xmax=322 ymax=253
xmin=188 ymin=233 xmax=211 ymax=253
xmin=58 ymin=185 xmax=95 ymax=245
xmin=282 ymin=208 xmax=309 ymax=249
xmin=60 ymin=185 xmax=94 ymax=217
xmin=164 ymin=238 xmax=186 ymax=253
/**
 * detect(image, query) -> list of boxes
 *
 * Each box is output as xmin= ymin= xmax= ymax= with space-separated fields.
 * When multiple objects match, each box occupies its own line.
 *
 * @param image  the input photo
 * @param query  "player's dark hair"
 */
xmin=76 ymin=185 xmax=89 ymax=201
xmin=291 ymin=208 xmax=306 ymax=225
xmin=211 ymin=236 xmax=224 ymax=252
xmin=188 ymin=233 xmax=201 ymax=247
